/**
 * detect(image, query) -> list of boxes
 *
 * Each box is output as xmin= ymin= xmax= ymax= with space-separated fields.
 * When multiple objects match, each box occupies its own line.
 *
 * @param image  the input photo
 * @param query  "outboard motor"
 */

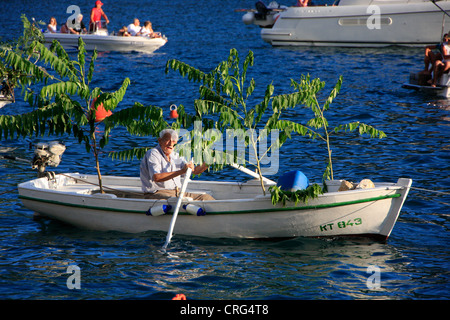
xmin=32 ymin=141 xmax=66 ymax=178
xmin=255 ymin=1 xmax=270 ymax=20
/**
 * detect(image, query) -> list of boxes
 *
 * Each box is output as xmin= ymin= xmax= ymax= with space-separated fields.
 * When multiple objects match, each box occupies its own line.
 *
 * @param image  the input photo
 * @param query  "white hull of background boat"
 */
xmin=44 ymin=32 xmax=167 ymax=53
xmin=0 ymin=99 xmax=13 ymax=109
xmin=402 ymin=72 xmax=450 ymax=98
xmin=18 ymin=173 xmax=412 ymax=241
xmin=253 ymin=0 xmax=450 ymax=47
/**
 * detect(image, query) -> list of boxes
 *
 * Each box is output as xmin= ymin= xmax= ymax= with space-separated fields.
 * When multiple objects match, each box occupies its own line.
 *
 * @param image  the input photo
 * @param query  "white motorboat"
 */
xmin=43 ymin=28 xmax=167 ymax=53
xmin=243 ymin=0 xmax=450 ymax=47
xmin=402 ymin=72 xmax=450 ymax=98
xmin=18 ymin=172 xmax=412 ymax=241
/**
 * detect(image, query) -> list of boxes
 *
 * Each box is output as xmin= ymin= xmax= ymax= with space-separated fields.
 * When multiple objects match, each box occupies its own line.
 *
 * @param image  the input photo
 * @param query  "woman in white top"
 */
xmin=47 ymin=17 xmax=57 ymax=33
xmin=137 ymin=21 xmax=161 ymax=38
xmin=137 ymin=21 xmax=153 ymax=37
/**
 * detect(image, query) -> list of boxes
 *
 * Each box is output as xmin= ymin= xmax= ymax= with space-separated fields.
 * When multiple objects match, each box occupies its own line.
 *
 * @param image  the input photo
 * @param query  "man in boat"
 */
xmin=140 ymin=129 xmax=214 ymax=200
xmin=127 ymin=18 xmax=141 ymax=36
xmin=89 ymin=0 xmax=109 ymax=32
xmin=295 ymin=0 xmax=309 ymax=7
xmin=68 ymin=14 xmax=87 ymax=34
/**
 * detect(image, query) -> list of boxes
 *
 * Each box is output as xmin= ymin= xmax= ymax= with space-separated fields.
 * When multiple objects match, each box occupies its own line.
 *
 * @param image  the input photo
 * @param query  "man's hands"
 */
xmin=183 ymin=162 xmax=195 ymax=173
xmin=183 ymin=162 xmax=208 ymax=175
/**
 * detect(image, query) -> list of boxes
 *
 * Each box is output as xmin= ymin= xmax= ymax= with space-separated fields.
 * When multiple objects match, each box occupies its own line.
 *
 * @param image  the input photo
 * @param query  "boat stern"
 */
xmin=402 ymin=72 xmax=450 ymax=98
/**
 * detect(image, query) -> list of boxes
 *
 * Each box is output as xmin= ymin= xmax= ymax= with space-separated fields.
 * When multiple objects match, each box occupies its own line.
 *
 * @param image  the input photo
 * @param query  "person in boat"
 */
xmin=140 ymin=129 xmax=214 ymax=200
xmin=137 ymin=21 xmax=161 ymax=38
xmin=127 ymin=18 xmax=141 ymax=36
xmin=295 ymin=0 xmax=309 ymax=6
xmin=430 ymin=46 xmax=450 ymax=87
xmin=68 ymin=14 xmax=87 ymax=34
xmin=423 ymin=33 xmax=449 ymax=74
xmin=118 ymin=26 xmax=131 ymax=37
xmin=89 ymin=0 xmax=109 ymax=32
xmin=60 ymin=22 xmax=69 ymax=34
xmin=47 ymin=17 xmax=57 ymax=33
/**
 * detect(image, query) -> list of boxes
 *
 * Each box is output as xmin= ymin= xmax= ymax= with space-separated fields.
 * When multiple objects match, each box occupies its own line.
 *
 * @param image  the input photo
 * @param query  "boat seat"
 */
xmin=186 ymin=189 xmax=213 ymax=195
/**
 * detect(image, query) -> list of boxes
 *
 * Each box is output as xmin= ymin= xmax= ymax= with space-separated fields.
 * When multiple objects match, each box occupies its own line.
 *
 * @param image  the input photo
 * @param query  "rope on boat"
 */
xmin=409 ymin=186 xmax=450 ymax=196
xmin=431 ymin=0 xmax=450 ymax=19
xmin=0 ymin=188 xmax=16 ymax=196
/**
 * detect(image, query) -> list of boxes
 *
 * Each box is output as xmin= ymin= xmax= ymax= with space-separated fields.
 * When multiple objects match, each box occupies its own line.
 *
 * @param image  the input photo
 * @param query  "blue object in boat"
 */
xmin=277 ymin=170 xmax=309 ymax=191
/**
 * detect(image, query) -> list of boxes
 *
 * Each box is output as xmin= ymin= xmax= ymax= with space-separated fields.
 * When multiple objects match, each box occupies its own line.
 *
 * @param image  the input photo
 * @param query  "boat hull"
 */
xmin=0 ymin=99 xmax=13 ymax=109
xmin=43 ymin=33 xmax=167 ymax=53
xmin=260 ymin=1 xmax=450 ymax=47
xmin=402 ymin=72 xmax=450 ymax=98
xmin=18 ymin=174 xmax=412 ymax=241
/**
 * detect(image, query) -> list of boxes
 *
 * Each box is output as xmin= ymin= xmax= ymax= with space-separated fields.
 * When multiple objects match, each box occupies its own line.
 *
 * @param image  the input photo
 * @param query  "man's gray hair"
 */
xmin=159 ymin=129 xmax=178 ymax=141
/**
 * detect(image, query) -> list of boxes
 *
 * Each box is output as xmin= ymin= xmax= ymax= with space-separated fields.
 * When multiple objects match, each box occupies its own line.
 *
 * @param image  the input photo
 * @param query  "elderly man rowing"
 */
xmin=140 ymin=129 xmax=214 ymax=200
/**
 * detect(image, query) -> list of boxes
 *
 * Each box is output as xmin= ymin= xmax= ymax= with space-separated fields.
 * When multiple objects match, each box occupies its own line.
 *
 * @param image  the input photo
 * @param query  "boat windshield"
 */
xmin=89 ymin=19 xmax=108 ymax=35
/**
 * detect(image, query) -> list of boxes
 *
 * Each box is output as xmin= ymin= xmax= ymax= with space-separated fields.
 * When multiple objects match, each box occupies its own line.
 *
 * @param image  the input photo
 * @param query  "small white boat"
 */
xmin=18 ymin=172 xmax=412 ymax=241
xmin=402 ymin=72 xmax=450 ymax=98
xmin=244 ymin=0 xmax=450 ymax=47
xmin=0 ymin=97 xmax=13 ymax=109
xmin=0 ymin=79 xmax=14 ymax=109
xmin=43 ymin=29 xmax=167 ymax=53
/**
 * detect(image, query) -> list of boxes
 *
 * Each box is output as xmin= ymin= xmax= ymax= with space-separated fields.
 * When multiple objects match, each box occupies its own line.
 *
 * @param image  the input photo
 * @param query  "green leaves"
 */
xmin=333 ymin=122 xmax=387 ymax=139
xmin=1 ymin=19 xmax=158 ymax=192
xmin=268 ymin=184 xmax=324 ymax=206
xmin=166 ymin=49 xmax=387 ymax=205
xmin=290 ymin=75 xmax=386 ymax=181
xmin=166 ymin=49 xmax=302 ymax=194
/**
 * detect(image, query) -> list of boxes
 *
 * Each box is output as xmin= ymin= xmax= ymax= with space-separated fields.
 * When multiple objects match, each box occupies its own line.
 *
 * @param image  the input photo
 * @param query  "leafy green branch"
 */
xmin=165 ymin=49 xmax=387 ymax=205
xmin=268 ymin=184 xmax=324 ymax=206
xmin=0 ymin=19 xmax=169 ymax=192
xmin=288 ymin=75 xmax=386 ymax=181
xmin=166 ymin=49 xmax=315 ymax=194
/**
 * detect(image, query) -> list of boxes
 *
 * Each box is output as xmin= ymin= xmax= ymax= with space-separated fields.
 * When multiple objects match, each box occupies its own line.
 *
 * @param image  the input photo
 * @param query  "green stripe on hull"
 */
xmin=19 ymin=193 xmax=401 ymax=215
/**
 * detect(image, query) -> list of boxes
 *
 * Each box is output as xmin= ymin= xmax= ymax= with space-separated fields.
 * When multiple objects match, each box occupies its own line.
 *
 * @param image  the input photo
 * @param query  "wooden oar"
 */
xmin=0 ymin=154 xmax=30 ymax=164
xmin=163 ymin=167 xmax=192 ymax=250
xmin=230 ymin=163 xmax=276 ymax=185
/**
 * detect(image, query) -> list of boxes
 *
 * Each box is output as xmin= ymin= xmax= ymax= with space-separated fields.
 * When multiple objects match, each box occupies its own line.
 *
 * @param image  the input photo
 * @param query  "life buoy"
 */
xmin=169 ymin=104 xmax=178 ymax=119
xmin=91 ymin=97 xmax=112 ymax=122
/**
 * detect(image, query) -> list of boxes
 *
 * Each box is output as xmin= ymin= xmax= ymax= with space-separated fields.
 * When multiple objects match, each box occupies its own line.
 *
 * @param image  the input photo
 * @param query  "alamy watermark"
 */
xmin=366 ymin=265 xmax=381 ymax=290
xmin=64 ymin=264 xmax=381 ymax=291
xmin=367 ymin=5 xmax=381 ymax=30
xmin=66 ymin=265 xmax=81 ymax=289
xmin=65 ymin=5 xmax=82 ymax=30
xmin=174 ymin=121 xmax=280 ymax=175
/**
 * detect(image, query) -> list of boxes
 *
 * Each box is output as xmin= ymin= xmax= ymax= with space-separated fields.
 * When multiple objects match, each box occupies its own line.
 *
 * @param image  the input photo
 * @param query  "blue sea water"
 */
xmin=0 ymin=0 xmax=449 ymax=302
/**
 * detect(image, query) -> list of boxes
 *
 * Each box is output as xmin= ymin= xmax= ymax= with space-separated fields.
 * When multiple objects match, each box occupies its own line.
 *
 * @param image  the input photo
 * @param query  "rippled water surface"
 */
xmin=0 ymin=0 xmax=449 ymax=300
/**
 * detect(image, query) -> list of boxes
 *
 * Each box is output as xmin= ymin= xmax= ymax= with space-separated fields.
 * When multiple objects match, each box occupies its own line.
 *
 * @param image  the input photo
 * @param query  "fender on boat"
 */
xmin=183 ymin=204 xmax=206 ymax=216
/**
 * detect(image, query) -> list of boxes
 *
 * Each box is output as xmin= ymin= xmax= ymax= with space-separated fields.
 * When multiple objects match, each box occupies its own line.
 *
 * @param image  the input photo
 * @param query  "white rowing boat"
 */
xmin=18 ymin=172 xmax=412 ymax=241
